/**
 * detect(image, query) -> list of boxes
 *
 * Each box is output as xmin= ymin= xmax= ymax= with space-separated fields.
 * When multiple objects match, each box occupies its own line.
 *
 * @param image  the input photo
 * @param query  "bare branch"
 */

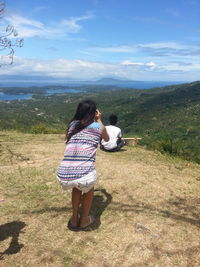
xmin=0 ymin=2 xmax=5 ymax=15
xmin=0 ymin=1 xmax=24 ymax=66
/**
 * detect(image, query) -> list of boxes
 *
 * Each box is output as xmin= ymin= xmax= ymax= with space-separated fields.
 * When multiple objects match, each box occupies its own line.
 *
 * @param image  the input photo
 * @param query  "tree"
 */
xmin=0 ymin=1 xmax=23 ymax=66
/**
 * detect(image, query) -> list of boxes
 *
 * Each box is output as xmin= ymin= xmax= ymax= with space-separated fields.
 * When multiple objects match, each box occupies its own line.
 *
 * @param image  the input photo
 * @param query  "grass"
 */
xmin=0 ymin=131 xmax=200 ymax=266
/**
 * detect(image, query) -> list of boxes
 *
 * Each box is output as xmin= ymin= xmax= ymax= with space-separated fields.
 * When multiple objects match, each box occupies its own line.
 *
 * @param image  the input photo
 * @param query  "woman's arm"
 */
xmin=95 ymin=110 xmax=109 ymax=142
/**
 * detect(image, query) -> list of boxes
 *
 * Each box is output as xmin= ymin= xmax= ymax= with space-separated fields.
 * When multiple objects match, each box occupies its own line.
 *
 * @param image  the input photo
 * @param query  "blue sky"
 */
xmin=0 ymin=0 xmax=200 ymax=81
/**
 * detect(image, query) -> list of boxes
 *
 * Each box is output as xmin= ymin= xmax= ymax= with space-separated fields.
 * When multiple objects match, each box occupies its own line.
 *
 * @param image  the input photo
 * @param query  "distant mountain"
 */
xmin=0 ymin=75 xmax=183 ymax=89
xmin=84 ymin=77 xmax=183 ymax=88
xmin=94 ymin=77 xmax=141 ymax=84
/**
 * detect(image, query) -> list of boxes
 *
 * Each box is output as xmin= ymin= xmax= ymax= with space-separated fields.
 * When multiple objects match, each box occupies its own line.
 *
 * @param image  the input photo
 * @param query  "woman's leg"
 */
xmin=71 ymin=187 xmax=82 ymax=227
xmin=80 ymin=188 xmax=94 ymax=227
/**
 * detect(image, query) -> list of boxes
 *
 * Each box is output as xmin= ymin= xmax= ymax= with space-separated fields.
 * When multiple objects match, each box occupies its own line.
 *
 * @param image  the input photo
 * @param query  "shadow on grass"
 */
xmin=120 ymin=242 xmax=200 ymax=266
xmin=0 ymin=221 xmax=26 ymax=260
xmin=86 ymin=188 xmax=112 ymax=231
xmin=110 ymin=194 xmax=200 ymax=228
xmin=101 ymin=148 xmax=127 ymax=153
xmin=28 ymin=188 xmax=112 ymax=231
xmin=27 ymin=189 xmax=199 ymax=229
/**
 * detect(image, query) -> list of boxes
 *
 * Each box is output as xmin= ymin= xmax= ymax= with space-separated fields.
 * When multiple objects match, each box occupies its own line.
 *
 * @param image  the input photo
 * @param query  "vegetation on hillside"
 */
xmin=0 ymin=81 xmax=199 ymax=163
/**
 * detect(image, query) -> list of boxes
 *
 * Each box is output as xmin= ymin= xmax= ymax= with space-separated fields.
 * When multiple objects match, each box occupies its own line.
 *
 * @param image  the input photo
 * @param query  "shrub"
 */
xmin=30 ymin=124 xmax=58 ymax=134
xmin=154 ymin=138 xmax=180 ymax=155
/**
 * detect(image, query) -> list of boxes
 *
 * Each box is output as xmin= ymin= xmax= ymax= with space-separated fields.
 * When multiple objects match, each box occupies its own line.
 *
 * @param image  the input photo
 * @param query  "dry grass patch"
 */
xmin=0 ymin=131 xmax=200 ymax=266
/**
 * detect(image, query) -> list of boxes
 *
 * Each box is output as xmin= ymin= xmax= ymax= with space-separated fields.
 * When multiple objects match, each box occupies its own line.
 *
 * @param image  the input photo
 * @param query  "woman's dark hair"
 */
xmin=66 ymin=99 xmax=97 ymax=143
xmin=109 ymin=114 xmax=118 ymax=125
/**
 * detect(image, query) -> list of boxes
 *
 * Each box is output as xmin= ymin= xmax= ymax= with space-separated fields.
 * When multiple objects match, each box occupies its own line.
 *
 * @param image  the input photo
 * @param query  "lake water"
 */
xmin=0 ymin=92 xmax=33 ymax=101
xmin=0 ymin=89 xmax=81 ymax=101
xmin=0 ymin=81 xmax=182 ymax=101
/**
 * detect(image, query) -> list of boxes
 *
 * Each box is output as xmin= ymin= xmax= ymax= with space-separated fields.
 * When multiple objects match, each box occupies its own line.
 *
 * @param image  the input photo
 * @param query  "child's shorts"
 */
xmin=57 ymin=170 xmax=97 ymax=193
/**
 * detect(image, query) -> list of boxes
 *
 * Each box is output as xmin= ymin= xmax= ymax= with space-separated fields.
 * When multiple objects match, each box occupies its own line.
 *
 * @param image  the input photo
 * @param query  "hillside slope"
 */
xmin=0 ymin=81 xmax=199 ymax=163
xmin=0 ymin=132 xmax=200 ymax=266
xmin=96 ymin=81 xmax=200 ymax=163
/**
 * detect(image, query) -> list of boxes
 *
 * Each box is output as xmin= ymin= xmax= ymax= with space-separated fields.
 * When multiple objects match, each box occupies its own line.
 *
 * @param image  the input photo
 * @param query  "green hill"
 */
xmin=0 ymin=81 xmax=199 ymax=163
xmin=95 ymin=81 xmax=200 ymax=163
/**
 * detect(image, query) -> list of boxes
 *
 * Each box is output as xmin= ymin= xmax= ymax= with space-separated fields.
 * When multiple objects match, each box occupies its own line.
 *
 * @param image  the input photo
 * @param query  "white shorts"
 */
xmin=57 ymin=170 xmax=97 ymax=193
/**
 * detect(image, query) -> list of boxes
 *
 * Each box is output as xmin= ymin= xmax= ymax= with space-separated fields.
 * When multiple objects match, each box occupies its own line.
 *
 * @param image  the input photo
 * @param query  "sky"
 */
xmin=0 ymin=0 xmax=200 ymax=82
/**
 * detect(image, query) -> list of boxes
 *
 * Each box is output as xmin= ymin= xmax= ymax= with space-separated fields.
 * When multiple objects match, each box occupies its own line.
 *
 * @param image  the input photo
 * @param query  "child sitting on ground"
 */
xmin=100 ymin=114 xmax=125 ymax=152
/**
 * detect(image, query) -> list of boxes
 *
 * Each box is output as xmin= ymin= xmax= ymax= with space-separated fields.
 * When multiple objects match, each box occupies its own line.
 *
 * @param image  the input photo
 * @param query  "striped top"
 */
xmin=57 ymin=121 xmax=102 ymax=181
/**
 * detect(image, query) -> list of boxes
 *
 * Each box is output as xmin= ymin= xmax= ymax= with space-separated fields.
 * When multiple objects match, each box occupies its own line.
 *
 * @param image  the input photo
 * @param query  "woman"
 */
xmin=57 ymin=99 xmax=109 ymax=230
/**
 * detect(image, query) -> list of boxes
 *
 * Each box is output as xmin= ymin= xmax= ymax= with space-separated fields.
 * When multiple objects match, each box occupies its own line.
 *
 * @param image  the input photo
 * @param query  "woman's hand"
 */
xmin=95 ymin=110 xmax=109 ymax=142
xmin=95 ymin=109 xmax=102 ymax=121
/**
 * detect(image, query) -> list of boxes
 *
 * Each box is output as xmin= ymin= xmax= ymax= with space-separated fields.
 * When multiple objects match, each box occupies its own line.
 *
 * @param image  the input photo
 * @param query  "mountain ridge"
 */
xmin=0 ymin=75 xmax=185 ymax=88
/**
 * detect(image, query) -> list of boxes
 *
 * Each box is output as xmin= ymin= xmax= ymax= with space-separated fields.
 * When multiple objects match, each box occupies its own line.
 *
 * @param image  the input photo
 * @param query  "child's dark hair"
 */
xmin=66 ymin=99 xmax=97 ymax=142
xmin=109 ymin=114 xmax=118 ymax=125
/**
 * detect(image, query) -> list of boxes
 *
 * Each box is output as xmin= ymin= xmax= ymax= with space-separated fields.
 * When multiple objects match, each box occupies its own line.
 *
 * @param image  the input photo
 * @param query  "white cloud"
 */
xmin=146 ymin=62 xmax=157 ymax=68
xmin=160 ymin=61 xmax=200 ymax=72
xmin=139 ymin=42 xmax=186 ymax=50
xmin=85 ymin=42 xmax=200 ymax=61
xmin=121 ymin=60 xmax=156 ymax=69
xmin=1 ymin=57 xmax=199 ymax=81
xmin=121 ymin=60 xmax=144 ymax=66
xmin=89 ymin=42 xmax=199 ymax=53
xmin=62 ymin=14 xmax=94 ymax=33
xmin=4 ymin=13 xmax=94 ymax=38
xmin=90 ymin=45 xmax=136 ymax=53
